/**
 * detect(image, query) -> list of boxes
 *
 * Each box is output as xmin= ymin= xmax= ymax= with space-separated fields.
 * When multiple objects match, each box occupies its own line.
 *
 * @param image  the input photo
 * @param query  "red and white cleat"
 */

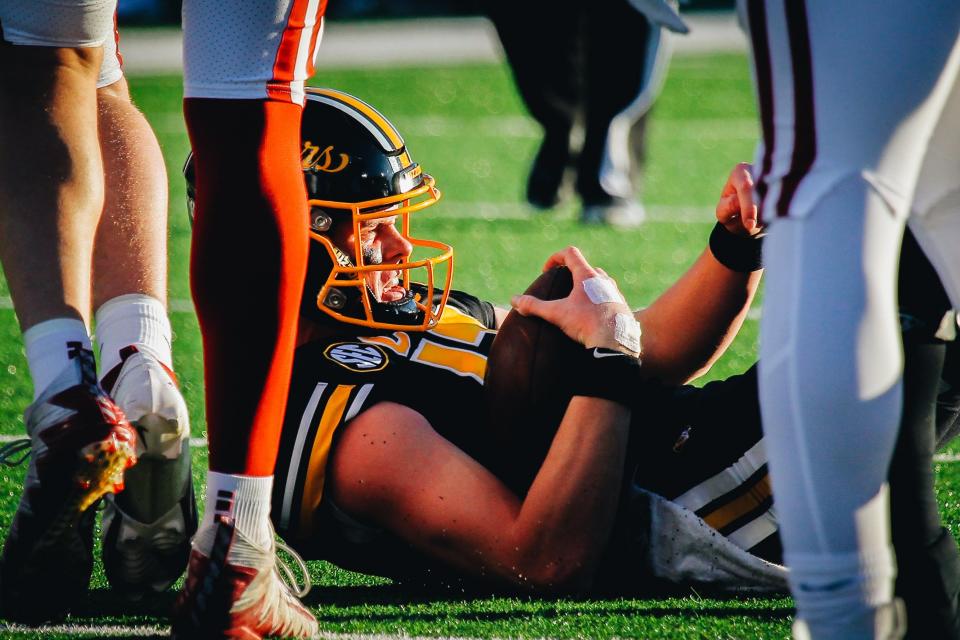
xmin=0 ymin=344 xmax=138 ymax=623
xmin=99 ymin=345 xmax=197 ymax=598
xmin=171 ymin=516 xmax=318 ymax=640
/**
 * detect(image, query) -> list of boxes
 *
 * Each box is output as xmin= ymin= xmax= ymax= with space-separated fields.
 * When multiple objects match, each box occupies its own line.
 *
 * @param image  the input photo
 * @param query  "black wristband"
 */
xmin=709 ymin=222 xmax=764 ymax=272
xmin=567 ymin=347 xmax=642 ymax=408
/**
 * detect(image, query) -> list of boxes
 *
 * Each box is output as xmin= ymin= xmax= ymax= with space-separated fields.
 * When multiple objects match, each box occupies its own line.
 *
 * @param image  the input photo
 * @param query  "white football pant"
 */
xmin=0 ymin=0 xmax=123 ymax=88
xmin=739 ymin=0 xmax=960 ymax=637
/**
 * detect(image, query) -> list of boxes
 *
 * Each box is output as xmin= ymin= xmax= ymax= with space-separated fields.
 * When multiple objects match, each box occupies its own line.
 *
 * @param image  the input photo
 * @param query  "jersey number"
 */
xmin=360 ymin=310 xmax=491 ymax=383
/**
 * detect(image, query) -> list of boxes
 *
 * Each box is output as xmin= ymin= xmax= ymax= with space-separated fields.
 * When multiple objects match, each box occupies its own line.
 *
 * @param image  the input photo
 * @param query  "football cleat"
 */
xmin=171 ymin=516 xmax=318 ymax=640
xmin=100 ymin=345 xmax=197 ymax=598
xmin=0 ymin=344 xmax=138 ymax=623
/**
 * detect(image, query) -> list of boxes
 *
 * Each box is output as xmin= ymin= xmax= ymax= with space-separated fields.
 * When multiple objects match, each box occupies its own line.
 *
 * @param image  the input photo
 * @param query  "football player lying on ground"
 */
xmin=186 ymin=89 xmax=960 ymax=600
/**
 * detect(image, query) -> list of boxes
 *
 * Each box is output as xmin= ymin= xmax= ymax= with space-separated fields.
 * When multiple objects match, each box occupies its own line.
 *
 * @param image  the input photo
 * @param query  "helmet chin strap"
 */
xmin=369 ymin=288 xmax=421 ymax=323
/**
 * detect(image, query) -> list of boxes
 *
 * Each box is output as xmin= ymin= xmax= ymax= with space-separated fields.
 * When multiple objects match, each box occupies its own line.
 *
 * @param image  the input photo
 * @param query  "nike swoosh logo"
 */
xmin=592 ymin=348 xmax=627 ymax=359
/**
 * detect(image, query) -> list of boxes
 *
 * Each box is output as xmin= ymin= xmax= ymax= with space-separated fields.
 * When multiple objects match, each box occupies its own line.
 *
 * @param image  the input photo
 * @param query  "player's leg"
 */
xmin=92 ymin=72 xmax=168 ymax=309
xmin=888 ymin=42 xmax=960 ymax=638
xmin=760 ymin=182 xmax=906 ymax=640
xmin=889 ymin=336 xmax=958 ymax=640
xmin=916 ymin=53 xmax=960 ymax=453
xmin=578 ymin=0 xmax=668 ymax=227
xmin=486 ymin=0 xmax=581 ymax=209
xmin=888 ymin=230 xmax=959 ymax=640
xmin=743 ymin=1 xmax=960 ymax=637
xmin=92 ymin=54 xmax=195 ymax=597
xmin=0 ymin=41 xmax=101 ymax=348
xmin=0 ymin=1 xmax=138 ymax=622
xmin=172 ymin=1 xmax=325 ymax=637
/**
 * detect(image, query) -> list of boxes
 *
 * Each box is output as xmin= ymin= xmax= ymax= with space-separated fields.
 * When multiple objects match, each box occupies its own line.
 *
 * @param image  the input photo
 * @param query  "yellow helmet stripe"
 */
xmin=307 ymin=88 xmax=404 ymax=151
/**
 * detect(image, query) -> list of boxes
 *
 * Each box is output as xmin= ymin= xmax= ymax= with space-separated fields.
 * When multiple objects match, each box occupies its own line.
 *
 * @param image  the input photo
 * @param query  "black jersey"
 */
xmin=271 ymin=289 xmax=779 ymax=590
xmin=272 ymin=289 xmax=498 ymax=544
xmin=624 ymin=368 xmax=778 ymax=562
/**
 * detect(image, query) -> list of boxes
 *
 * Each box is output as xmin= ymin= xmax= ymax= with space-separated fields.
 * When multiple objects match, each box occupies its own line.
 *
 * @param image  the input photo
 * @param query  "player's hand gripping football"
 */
xmin=716 ymin=162 xmax=763 ymax=234
xmin=510 ymin=246 xmax=640 ymax=357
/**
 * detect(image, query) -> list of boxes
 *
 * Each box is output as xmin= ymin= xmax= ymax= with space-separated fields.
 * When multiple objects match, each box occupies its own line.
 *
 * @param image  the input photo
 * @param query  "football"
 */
xmin=483 ymin=266 xmax=581 ymax=494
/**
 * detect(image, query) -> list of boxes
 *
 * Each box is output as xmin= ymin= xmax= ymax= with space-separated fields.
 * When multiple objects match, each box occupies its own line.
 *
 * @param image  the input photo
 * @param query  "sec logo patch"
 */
xmin=324 ymin=342 xmax=389 ymax=372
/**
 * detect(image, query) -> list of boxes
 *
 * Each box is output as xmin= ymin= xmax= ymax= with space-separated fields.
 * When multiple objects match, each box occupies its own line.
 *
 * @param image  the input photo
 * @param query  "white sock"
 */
xmin=194 ymin=471 xmax=274 ymax=564
xmin=94 ymin=294 xmax=173 ymax=375
xmin=23 ymin=318 xmax=92 ymax=400
xmin=789 ymin=533 xmax=896 ymax=639
xmin=788 ymin=487 xmax=896 ymax=638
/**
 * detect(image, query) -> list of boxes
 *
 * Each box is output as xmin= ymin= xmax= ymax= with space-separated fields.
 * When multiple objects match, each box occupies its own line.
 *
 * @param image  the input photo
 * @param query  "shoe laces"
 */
xmin=275 ymin=540 xmax=312 ymax=599
xmin=228 ymin=527 xmax=314 ymax=635
xmin=245 ymin=543 xmax=314 ymax=635
xmin=0 ymin=438 xmax=31 ymax=467
xmin=0 ymin=436 xmax=113 ymax=511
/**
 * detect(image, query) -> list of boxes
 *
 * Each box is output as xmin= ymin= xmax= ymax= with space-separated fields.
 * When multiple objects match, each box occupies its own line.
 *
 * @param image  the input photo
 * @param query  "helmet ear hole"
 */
xmin=311 ymin=208 xmax=332 ymax=232
xmin=324 ymin=288 xmax=348 ymax=310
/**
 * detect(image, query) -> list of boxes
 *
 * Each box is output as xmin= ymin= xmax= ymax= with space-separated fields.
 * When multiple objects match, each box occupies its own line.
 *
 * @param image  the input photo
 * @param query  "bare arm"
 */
xmin=637 ymin=249 xmax=761 ymax=384
xmin=636 ymin=163 xmax=763 ymax=384
xmin=330 ymin=249 xmax=637 ymax=591
xmin=329 ymin=396 xmax=629 ymax=592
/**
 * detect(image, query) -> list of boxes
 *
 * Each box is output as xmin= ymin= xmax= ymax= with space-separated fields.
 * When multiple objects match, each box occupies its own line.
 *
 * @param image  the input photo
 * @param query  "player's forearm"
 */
xmin=505 ymin=396 xmax=629 ymax=590
xmin=638 ymin=248 xmax=761 ymax=383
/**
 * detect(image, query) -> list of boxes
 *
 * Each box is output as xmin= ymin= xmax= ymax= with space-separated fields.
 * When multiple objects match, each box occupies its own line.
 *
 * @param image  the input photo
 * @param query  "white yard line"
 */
xmin=0 ymin=625 xmax=485 ymax=639
xmin=418 ymin=202 xmax=720 ymax=221
xmin=0 ymin=623 xmax=169 ymax=637
xmin=0 ymin=433 xmax=209 ymax=447
xmin=314 ymin=634 xmax=492 ymax=640
xmin=150 ymin=111 xmax=758 ymax=140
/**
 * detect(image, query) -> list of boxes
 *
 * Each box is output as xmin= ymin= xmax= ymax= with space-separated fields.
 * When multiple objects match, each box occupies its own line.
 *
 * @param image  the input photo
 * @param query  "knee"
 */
xmin=1 ymin=45 xmax=103 ymax=85
xmin=53 ymin=46 xmax=103 ymax=76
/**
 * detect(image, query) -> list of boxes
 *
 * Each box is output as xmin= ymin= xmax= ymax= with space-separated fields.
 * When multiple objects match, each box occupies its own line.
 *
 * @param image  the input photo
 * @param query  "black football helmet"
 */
xmin=184 ymin=87 xmax=453 ymax=331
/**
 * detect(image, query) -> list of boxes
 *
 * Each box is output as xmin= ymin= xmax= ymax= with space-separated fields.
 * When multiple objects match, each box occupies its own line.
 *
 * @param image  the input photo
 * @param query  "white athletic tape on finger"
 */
xmin=615 ymin=313 xmax=642 ymax=355
xmin=583 ymin=276 xmax=624 ymax=305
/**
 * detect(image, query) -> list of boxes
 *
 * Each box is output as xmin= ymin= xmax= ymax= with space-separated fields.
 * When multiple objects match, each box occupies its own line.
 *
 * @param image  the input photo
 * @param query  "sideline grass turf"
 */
xmin=0 ymin=52 xmax=950 ymax=639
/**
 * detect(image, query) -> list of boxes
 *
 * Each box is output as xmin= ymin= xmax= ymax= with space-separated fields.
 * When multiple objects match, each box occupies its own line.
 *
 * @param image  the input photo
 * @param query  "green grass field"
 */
xmin=0 ymin=51 xmax=956 ymax=639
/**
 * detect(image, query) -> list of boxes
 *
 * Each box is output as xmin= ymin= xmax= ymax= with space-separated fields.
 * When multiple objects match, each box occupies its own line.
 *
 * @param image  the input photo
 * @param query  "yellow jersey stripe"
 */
xmin=701 ymin=473 xmax=772 ymax=532
xmin=411 ymin=340 xmax=487 ymax=384
xmin=430 ymin=305 xmax=492 ymax=346
xmin=299 ymin=384 xmax=354 ymax=534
